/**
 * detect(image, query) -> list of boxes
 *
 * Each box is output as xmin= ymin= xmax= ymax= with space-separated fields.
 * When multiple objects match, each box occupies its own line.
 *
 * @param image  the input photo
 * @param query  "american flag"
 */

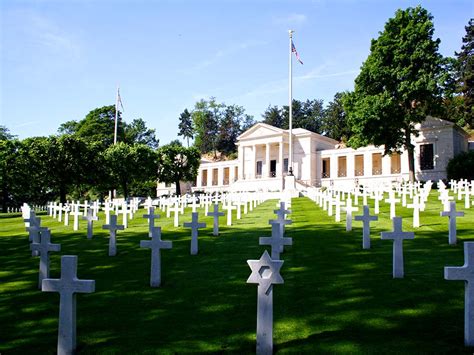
xmin=291 ymin=40 xmax=303 ymax=65
xmin=117 ymin=88 xmax=124 ymax=112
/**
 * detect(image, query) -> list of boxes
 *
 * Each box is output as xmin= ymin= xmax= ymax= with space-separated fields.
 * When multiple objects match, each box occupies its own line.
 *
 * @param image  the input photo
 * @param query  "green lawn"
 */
xmin=1 ymin=192 xmax=473 ymax=354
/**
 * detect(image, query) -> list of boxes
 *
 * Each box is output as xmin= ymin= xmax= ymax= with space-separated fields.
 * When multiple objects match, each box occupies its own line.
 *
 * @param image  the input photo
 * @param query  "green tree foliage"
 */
xmin=262 ymin=99 xmax=324 ymax=133
xmin=447 ymin=150 xmax=474 ymax=181
xmin=321 ymin=92 xmax=351 ymax=141
xmin=0 ymin=139 xmax=23 ymax=212
xmin=0 ymin=126 xmax=16 ymax=141
xmin=123 ymin=118 xmax=159 ymax=149
xmin=191 ymin=98 xmax=253 ymax=157
xmin=178 ymin=108 xmax=193 ymax=147
xmin=156 ymin=143 xmax=201 ymax=195
xmin=343 ymin=6 xmax=443 ymax=181
xmin=103 ymin=142 xmax=158 ymax=198
xmin=58 ymin=105 xmax=158 ymax=149
xmin=455 ymin=19 xmax=474 ymax=129
xmin=262 ymin=105 xmax=283 ymax=128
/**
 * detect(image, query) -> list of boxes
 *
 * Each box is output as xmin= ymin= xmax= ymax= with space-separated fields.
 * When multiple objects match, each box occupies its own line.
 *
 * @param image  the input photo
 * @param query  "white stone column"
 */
xmin=279 ymin=141 xmax=283 ymax=177
xmin=230 ymin=164 xmax=235 ymax=183
xmin=265 ymin=143 xmax=271 ymax=178
xmin=364 ymin=152 xmax=372 ymax=176
xmin=207 ymin=169 xmax=212 ymax=187
xmin=239 ymin=145 xmax=244 ymax=180
xmin=347 ymin=154 xmax=355 ymax=178
xmin=196 ymin=169 xmax=202 ymax=188
xmin=253 ymin=145 xmax=257 ymax=179
xmin=218 ymin=167 xmax=224 ymax=187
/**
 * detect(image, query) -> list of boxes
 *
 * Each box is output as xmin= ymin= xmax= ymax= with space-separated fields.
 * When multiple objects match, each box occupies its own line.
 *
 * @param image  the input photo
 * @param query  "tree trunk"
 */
xmin=122 ymin=182 xmax=128 ymax=199
xmin=175 ymin=179 xmax=181 ymax=196
xmin=1 ymin=181 xmax=8 ymax=213
xmin=405 ymin=129 xmax=415 ymax=182
xmin=59 ymin=184 xmax=67 ymax=204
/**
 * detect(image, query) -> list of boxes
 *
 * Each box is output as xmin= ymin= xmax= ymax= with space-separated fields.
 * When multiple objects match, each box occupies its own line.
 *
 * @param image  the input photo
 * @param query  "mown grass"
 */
xmin=0 ymin=192 xmax=473 ymax=354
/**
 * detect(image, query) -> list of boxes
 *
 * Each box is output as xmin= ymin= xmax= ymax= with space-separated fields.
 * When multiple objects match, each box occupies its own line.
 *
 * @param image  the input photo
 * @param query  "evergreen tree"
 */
xmin=178 ymin=108 xmax=194 ymax=147
xmin=261 ymin=105 xmax=283 ymax=128
xmin=322 ymin=92 xmax=351 ymax=141
xmin=455 ymin=18 xmax=474 ymax=129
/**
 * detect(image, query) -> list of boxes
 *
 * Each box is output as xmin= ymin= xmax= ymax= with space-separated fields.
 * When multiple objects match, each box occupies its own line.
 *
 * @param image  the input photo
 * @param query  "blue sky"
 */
xmin=1 ymin=0 xmax=472 ymax=145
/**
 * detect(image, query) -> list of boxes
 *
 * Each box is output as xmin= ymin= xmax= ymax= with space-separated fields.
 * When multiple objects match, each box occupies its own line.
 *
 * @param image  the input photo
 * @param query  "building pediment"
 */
xmin=237 ymin=123 xmax=284 ymax=141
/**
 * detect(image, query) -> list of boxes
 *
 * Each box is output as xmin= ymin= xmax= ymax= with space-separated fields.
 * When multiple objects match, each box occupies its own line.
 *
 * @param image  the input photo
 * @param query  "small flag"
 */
xmin=117 ymin=88 xmax=124 ymax=112
xmin=291 ymin=40 xmax=303 ymax=65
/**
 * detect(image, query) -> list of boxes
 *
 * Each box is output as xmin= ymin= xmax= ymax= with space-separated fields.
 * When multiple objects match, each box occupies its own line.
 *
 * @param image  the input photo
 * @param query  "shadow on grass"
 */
xmin=1 ymin=195 xmax=473 ymax=353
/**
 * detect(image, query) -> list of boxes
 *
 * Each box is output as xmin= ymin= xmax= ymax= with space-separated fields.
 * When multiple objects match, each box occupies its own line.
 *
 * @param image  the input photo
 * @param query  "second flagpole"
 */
xmin=288 ymin=30 xmax=294 ymax=177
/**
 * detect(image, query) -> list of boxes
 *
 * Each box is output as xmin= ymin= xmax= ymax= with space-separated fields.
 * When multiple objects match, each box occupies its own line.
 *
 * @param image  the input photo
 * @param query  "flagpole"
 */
xmin=288 ymin=30 xmax=294 ymax=176
xmin=114 ymin=86 xmax=119 ymax=145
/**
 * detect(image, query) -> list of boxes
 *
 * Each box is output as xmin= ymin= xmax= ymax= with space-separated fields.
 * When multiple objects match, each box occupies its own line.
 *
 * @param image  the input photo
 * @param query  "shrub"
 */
xmin=447 ymin=150 xmax=474 ymax=181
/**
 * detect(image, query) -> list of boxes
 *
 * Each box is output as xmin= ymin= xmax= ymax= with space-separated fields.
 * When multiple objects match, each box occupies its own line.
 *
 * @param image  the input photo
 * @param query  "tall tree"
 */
xmin=0 ymin=126 xmax=16 ymax=141
xmin=178 ymin=109 xmax=194 ymax=147
xmin=103 ymin=142 xmax=158 ymax=198
xmin=262 ymin=105 xmax=283 ymax=128
xmin=322 ymin=92 xmax=351 ymax=141
xmin=123 ymin=118 xmax=159 ymax=149
xmin=343 ymin=6 xmax=443 ymax=181
xmin=455 ymin=18 xmax=474 ymax=129
xmin=192 ymin=99 xmax=219 ymax=156
xmin=156 ymin=143 xmax=201 ymax=195
xmin=217 ymin=105 xmax=246 ymax=155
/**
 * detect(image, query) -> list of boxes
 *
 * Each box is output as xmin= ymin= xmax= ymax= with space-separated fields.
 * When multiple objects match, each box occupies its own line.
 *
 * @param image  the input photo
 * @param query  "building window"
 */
xmin=165 ymin=182 xmax=172 ymax=188
xmin=283 ymin=158 xmax=289 ymax=173
xmin=256 ymin=161 xmax=263 ymax=178
xmin=223 ymin=167 xmax=230 ymax=185
xmin=391 ymin=153 xmax=401 ymax=174
xmin=234 ymin=166 xmax=238 ymax=181
xmin=354 ymin=155 xmax=364 ymax=176
xmin=201 ymin=170 xmax=208 ymax=187
xmin=338 ymin=156 xmax=347 ymax=177
xmin=420 ymin=144 xmax=434 ymax=170
xmin=212 ymin=168 xmax=218 ymax=185
xmin=322 ymin=158 xmax=330 ymax=178
xmin=372 ymin=153 xmax=382 ymax=175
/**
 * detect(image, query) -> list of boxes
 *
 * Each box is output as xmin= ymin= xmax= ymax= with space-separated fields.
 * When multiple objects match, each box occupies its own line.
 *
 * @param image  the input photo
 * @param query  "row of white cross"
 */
xmin=22 ymin=191 xmax=275 ymax=354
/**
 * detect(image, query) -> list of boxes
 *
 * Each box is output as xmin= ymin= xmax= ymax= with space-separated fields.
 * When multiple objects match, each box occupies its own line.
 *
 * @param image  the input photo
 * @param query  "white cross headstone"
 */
xmin=407 ymin=194 xmax=421 ymax=228
xmin=207 ymin=204 xmax=224 ymax=236
xmin=31 ymin=229 xmax=61 ymax=289
xmin=169 ymin=201 xmax=181 ymax=227
xmin=381 ymin=217 xmax=414 ymax=278
xmin=247 ymin=250 xmax=284 ymax=355
xmin=445 ymin=242 xmax=474 ymax=346
xmin=334 ymin=196 xmax=343 ymax=222
xmin=71 ymin=204 xmax=81 ymax=231
xmin=25 ymin=211 xmax=41 ymax=241
xmin=143 ymin=207 xmax=160 ymax=237
xmin=82 ymin=209 xmax=98 ymax=239
xmin=354 ymin=205 xmax=378 ymax=249
xmin=385 ymin=191 xmax=400 ymax=220
xmin=343 ymin=197 xmax=358 ymax=232
xmin=259 ymin=223 xmax=292 ymax=260
xmin=269 ymin=202 xmax=292 ymax=253
xmin=102 ymin=215 xmax=124 ymax=256
xmin=22 ymin=203 xmax=31 ymax=227
xmin=121 ymin=202 xmax=128 ymax=228
xmin=103 ymin=202 xmax=111 ymax=224
xmin=140 ymin=226 xmax=172 ymax=287
xmin=42 ymin=255 xmax=95 ymax=355
xmin=441 ymin=201 xmax=465 ymax=245
xmin=58 ymin=203 xmax=63 ymax=222
xmin=223 ymin=203 xmax=237 ymax=226
xmin=372 ymin=191 xmax=383 ymax=215
xmin=63 ymin=204 xmax=71 ymax=226
xmin=184 ymin=212 xmax=206 ymax=255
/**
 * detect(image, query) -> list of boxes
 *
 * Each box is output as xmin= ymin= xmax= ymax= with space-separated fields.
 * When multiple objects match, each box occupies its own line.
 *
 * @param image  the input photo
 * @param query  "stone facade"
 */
xmin=159 ymin=117 xmax=469 ymax=195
